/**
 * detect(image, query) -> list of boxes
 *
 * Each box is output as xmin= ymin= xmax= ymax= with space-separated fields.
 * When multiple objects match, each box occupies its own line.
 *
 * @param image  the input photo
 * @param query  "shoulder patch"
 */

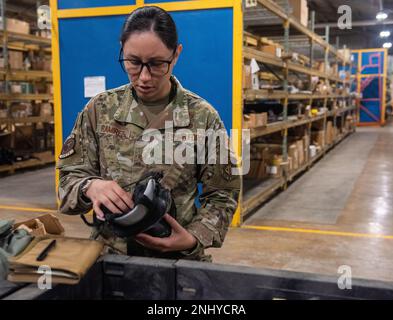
xmin=59 ymin=134 xmax=76 ymax=159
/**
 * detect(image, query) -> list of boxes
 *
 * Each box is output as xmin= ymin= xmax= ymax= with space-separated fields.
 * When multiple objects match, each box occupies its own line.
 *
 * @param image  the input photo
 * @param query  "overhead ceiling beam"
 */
xmin=315 ymin=19 xmax=393 ymax=29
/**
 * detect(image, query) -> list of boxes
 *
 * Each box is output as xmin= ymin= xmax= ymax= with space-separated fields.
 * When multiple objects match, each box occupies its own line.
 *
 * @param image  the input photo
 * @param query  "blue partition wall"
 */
xmin=58 ymin=6 xmax=233 ymax=140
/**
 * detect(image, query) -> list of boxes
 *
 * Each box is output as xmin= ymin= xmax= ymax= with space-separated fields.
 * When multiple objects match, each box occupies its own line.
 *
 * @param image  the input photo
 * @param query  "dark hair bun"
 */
xmin=120 ymin=6 xmax=178 ymax=51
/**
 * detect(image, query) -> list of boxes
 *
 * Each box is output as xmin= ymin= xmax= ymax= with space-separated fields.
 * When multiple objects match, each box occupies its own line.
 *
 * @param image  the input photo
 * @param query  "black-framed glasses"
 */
xmin=118 ymin=48 xmax=176 ymax=77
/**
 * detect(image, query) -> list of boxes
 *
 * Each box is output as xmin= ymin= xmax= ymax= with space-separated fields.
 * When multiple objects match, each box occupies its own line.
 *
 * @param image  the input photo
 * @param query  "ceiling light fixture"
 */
xmin=383 ymin=42 xmax=392 ymax=48
xmin=380 ymin=31 xmax=391 ymax=38
xmin=377 ymin=11 xmax=388 ymax=21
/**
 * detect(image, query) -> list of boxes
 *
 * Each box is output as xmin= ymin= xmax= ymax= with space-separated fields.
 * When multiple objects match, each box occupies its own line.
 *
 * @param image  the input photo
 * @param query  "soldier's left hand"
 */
xmin=134 ymin=214 xmax=197 ymax=252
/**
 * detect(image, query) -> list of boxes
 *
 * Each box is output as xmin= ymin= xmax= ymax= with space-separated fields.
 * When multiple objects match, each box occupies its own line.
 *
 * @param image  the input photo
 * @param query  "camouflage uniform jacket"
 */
xmin=57 ymin=76 xmax=240 ymax=261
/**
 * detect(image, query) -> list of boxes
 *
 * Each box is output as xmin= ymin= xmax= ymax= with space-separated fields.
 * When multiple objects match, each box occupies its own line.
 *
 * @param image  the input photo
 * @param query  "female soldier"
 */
xmin=57 ymin=6 xmax=240 ymax=261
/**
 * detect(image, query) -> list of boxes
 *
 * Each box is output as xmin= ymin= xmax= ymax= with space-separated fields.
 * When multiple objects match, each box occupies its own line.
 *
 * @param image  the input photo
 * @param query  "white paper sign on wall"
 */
xmin=84 ymin=76 xmax=106 ymax=98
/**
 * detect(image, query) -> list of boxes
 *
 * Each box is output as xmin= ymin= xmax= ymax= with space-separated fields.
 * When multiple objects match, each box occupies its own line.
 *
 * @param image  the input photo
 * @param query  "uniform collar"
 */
xmin=114 ymin=75 xmax=190 ymax=130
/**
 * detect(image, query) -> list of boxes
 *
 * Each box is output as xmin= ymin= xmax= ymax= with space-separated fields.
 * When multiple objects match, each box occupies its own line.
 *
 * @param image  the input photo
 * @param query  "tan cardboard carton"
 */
xmin=9 ymin=51 xmax=24 ymax=70
xmin=14 ymin=213 xmax=65 ymax=237
xmin=289 ymin=0 xmax=309 ymax=27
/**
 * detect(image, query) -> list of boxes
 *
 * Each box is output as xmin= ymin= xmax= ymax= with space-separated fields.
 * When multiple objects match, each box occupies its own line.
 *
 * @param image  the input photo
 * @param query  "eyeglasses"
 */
xmin=118 ymin=48 xmax=176 ymax=77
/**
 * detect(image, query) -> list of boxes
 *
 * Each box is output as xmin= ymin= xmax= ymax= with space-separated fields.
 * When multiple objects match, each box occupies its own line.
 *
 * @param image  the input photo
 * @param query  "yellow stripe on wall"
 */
xmin=57 ymin=0 xmax=235 ymax=19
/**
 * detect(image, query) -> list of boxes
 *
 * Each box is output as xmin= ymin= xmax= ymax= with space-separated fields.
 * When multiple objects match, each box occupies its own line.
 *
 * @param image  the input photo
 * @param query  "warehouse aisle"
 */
xmin=210 ymin=124 xmax=393 ymax=282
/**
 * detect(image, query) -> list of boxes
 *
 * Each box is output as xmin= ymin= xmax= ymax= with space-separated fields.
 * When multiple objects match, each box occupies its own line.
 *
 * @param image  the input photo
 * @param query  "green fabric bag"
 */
xmin=0 ymin=220 xmax=33 ymax=280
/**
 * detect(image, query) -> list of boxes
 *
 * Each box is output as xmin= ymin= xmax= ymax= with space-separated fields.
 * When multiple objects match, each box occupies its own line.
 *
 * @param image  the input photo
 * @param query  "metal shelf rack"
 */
xmin=241 ymin=0 xmax=358 ymax=222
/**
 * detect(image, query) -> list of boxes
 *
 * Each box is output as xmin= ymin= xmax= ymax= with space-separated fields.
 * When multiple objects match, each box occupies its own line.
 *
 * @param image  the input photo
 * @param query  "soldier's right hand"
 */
xmin=85 ymin=180 xmax=134 ymax=221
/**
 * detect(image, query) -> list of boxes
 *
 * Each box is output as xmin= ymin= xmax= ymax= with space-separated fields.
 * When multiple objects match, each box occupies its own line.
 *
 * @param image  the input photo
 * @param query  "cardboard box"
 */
xmin=47 ymin=84 xmax=54 ymax=95
xmin=0 ymin=18 xmax=30 ymax=34
xmin=288 ymin=144 xmax=299 ymax=170
xmin=243 ymin=115 xmax=251 ymax=129
xmin=9 ymin=51 xmax=24 ymax=70
xmin=333 ymin=126 xmax=338 ymax=141
xmin=338 ymin=48 xmax=351 ymax=62
xmin=287 ymin=156 xmax=293 ymax=172
xmin=296 ymin=140 xmax=304 ymax=165
xmin=326 ymin=121 xmax=333 ymax=145
xmin=331 ymin=63 xmax=339 ymax=76
xmin=259 ymin=144 xmax=283 ymax=178
xmin=14 ymin=213 xmax=65 ymax=237
xmin=317 ymin=62 xmax=326 ymax=73
xmin=248 ymin=113 xmax=268 ymax=128
xmin=248 ymin=114 xmax=257 ymax=128
xmin=246 ymin=160 xmax=268 ymax=180
xmin=243 ymin=65 xmax=252 ymax=89
xmin=261 ymin=45 xmax=282 ymax=58
xmin=37 ymin=30 xmax=51 ymax=39
xmin=43 ymin=58 xmax=52 ymax=72
xmin=311 ymin=130 xmax=325 ymax=148
xmin=0 ymin=108 xmax=7 ymax=118
xmin=40 ymin=102 xmax=53 ymax=117
xmin=257 ymin=112 xmax=268 ymax=127
xmin=266 ymin=155 xmax=283 ymax=178
xmin=289 ymin=0 xmax=309 ymax=27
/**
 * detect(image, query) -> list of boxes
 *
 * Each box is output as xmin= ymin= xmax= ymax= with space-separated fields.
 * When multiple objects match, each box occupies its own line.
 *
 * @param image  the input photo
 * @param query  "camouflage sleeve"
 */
xmin=183 ymin=109 xmax=241 ymax=255
xmin=56 ymin=98 xmax=103 ymax=215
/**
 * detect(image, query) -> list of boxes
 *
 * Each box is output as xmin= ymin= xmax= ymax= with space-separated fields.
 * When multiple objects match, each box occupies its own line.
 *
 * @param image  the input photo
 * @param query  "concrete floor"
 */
xmin=210 ymin=124 xmax=393 ymax=283
xmin=1 ymin=124 xmax=393 ymax=283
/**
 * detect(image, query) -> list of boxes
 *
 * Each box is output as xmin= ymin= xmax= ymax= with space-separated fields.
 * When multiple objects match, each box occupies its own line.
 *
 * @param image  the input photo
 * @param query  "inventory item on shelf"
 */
xmin=31 ymin=57 xmax=52 ymax=72
xmin=244 ymin=112 xmax=268 ymax=129
xmin=0 ymin=17 xmax=30 ymax=34
xmin=10 ymin=83 xmax=22 ymax=94
xmin=0 ymin=107 xmax=7 ymax=118
xmin=326 ymin=121 xmax=334 ymax=145
xmin=10 ymin=102 xmax=33 ymax=118
xmin=243 ymin=65 xmax=252 ymax=89
xmin=260 ymin=43 xmax=282 ymax=58
xmin=338 ymin=48 xmax=352 ymax=63
xmin=309 ymin=145 xmax=317 ymax=158
xmin=288 ymin=0 xmax=309 ymax=27
xmin=247 ymin=143 xmax=284 ymax=179
xmin=35 ymin=29 xmax=52 ymax=39
xmin=36 ymin=102 xmax=53 ymax=117
xmin=266 ymin=155 xmax=283 ymax=178
xmin=8 ymin=51 xmax=24 ymax=70
xmin=311 ymin=130 xmax=325 ymax=149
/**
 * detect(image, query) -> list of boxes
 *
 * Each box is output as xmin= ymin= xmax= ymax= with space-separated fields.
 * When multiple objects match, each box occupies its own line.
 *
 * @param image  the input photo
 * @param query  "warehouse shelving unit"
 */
xmin=241 ymin=0 xmax=358 ymax=220
xmin=0 ymin=0 xmax=54 ymax=174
